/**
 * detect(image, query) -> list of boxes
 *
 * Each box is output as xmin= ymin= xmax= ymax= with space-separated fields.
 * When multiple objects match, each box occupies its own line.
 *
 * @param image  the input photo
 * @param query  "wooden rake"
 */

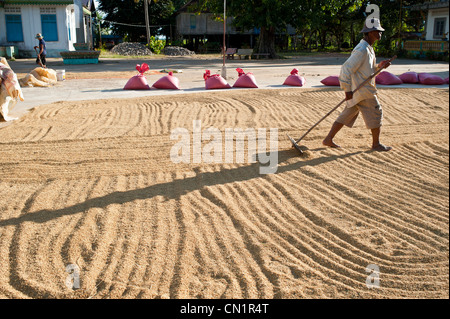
xmin=287 ymin=55 xmax=397 ymax=155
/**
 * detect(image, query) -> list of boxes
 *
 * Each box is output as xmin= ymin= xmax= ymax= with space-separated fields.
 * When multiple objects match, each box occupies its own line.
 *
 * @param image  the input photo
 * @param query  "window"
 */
xmin=434 ymin=18 xmax=446 ymax=39
xmin=5 ymin=14 xmax=24 ymax=42
xmin=190 ymin=15 xmax=196 ymax=29
xmin=41 ymin=14 xmax=58 ymax=41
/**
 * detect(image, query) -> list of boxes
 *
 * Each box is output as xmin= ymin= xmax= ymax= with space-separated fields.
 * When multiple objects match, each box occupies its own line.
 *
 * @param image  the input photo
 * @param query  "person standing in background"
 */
xmin=34 ymin=33 xmax=47 ymax=68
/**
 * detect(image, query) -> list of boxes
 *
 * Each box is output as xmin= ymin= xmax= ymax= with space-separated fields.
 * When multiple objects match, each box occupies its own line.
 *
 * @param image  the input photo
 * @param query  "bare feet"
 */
xmin=372 ymin=144 xmax=392 ymax=152
xmin=322 ymin=138 xmax=341 ymax=148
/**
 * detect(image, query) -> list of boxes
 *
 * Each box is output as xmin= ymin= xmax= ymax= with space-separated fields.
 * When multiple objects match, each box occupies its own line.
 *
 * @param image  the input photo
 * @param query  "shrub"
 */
xmin=147 ymin=36 xmax=165 ymax=54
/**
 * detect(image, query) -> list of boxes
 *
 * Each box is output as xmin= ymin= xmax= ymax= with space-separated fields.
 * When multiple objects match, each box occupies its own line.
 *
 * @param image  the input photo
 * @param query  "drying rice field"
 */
xmin=0 ymin=87 xmax=448 ymax=299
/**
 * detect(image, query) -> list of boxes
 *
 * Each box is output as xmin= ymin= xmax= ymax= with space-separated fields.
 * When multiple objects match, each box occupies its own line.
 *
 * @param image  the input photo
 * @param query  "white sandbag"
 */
xmin=31 ymin=67 xmax=57 ymax=84
xmin=20 ymin=67 xmax=57 ymax=87
xmin=19 ymin=73 xmax=53 ymax=87
xmin=0 ymin=84 xmax=18 ymax=121
xmin=0 ymin=62 xmax=24 ymax=121
xmin=0 ymin=63 xmax=24 ymax=101
xmin=0 ymin=57 xmax=10 ymax=68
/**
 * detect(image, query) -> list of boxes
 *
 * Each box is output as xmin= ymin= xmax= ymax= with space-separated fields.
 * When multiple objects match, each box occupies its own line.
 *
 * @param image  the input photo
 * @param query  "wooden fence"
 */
xmin=403 ymin=40 xmax=449 ymax=52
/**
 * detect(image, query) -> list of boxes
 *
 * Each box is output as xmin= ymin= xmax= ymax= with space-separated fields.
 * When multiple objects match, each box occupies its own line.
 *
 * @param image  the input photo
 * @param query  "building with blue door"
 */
xmin=0 ymin=0 xmax=95 ymax=58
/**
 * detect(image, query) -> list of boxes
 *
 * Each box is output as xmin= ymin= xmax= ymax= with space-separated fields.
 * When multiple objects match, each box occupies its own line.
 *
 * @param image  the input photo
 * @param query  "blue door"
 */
xmin=41 ymin=14 xmax=58 ymax=41
xmin=5 ymin=14 xmax=24 ymax=42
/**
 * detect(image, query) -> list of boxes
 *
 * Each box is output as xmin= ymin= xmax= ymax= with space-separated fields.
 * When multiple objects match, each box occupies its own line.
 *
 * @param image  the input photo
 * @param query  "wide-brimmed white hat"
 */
xmin=360 ymin=18 xmax=385 ymax=33
xmin=35 ymin=33 xmax=43 ymax=39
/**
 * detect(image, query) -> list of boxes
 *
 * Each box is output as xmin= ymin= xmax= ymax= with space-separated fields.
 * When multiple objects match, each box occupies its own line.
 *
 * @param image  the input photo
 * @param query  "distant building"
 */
xmin=403 ymin=0 xmax=449 ymax=54
xmin=0 ymin=0 xmax=95 ymax=58
xmin=175 ymin=0 xmax=295 ymax=52
xmin=410 ymin=0 xmax=449 ymax=40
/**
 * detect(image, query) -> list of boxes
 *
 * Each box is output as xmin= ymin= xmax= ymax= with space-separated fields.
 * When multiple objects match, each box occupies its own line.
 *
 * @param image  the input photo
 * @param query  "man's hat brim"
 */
xmin=360 ymin=26 xmax=385 ymax=33
xmin=360 ymin=18 xmax=385 ymax=33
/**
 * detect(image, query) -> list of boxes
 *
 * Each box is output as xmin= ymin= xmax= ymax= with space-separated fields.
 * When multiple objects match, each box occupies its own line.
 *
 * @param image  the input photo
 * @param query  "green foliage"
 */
xmin=425 ymin=49 xmax=449 ymax=61
xmin=97 ymin=0 xmax=176 ymax=41
xmin=198 ymin=0 xmax=366 ymax=56
xmin=97 ymin=0 xmax=437 ymax=60
xmin=146 ymin=36 xmax=166 ymax=54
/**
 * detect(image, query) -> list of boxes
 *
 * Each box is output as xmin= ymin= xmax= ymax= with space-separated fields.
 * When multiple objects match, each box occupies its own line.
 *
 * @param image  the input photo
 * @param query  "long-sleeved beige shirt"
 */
xmin=339 ymin=39 xmax=380 ymax=107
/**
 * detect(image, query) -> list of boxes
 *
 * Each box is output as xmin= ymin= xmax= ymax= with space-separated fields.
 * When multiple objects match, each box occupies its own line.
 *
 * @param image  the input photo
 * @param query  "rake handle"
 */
xmin=35 ymin=47 xmax=43 ymax=64
xmin=293 ymin=55 xmax=397 ymax=145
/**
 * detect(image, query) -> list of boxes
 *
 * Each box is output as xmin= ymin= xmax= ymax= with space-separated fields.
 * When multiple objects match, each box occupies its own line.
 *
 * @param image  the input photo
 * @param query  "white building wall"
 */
xmin=0 ymin=8 xmax=8 ymax=44
xmin=425 ymin=8 xmax=449 ymax=41
xmin=0 ymin=4 xmax=73 ymax=58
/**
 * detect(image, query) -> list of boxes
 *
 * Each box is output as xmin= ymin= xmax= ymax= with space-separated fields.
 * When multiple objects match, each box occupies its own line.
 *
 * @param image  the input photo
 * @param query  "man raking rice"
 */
xmin=288 ymin=18 xmax=395 ymax=155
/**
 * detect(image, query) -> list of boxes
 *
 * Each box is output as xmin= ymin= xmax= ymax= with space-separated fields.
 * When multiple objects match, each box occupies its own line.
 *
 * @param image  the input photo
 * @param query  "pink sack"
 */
xmin=124 ymin=63 xmax=151 ymax=90
xmin=320 ymin=75 xmax=340 ymax=86
xmin=375 ymin=71 xmax=403 ymax=85
xmin=204 ymin=70 xmax=231 ymax=90
xmin=233 ymin=68 xmax=258 ymax=88
xmin=283 ymin=69 xmax=306 ymax=87
xmin=152 ymin=72 xmax=180 ymax=90
xmin=418 ymin=73 xmax=445 ymax=85
xmin=398 ymin=72 xmax=419 ymax=84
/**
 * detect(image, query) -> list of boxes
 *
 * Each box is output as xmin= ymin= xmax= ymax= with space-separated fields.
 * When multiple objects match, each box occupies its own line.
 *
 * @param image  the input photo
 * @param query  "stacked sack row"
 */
xmin=125 ymin=63 xmax=448 ymax=91
xmin=321 ymin=72 xmax=449 ymax=86
xmin=124 ymin=64 xmax=308 ymax=90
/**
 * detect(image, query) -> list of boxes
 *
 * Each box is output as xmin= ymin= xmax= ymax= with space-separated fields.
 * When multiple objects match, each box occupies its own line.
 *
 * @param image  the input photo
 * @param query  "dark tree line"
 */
xmin=96 ymin=0 xmax=429 ymax=57
xmin=96 ymin=0 xmax=190 ymax=42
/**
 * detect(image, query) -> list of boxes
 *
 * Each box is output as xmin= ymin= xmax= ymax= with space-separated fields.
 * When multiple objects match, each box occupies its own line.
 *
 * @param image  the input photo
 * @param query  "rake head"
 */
xmin=287 ymin=134 xmax=304 ymax=155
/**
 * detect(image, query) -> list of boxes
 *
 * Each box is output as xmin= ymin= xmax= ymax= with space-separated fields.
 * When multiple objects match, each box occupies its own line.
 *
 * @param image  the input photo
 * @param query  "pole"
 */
xmin=98 ymin=17 xmax=102 ymax=48
xmin=144 ymin=0 xmax=151 ymax=46
xmin=398 ymin=0 xmax=403 ymax=48
xmin=221 ymin=0 xmax=227 ymax=79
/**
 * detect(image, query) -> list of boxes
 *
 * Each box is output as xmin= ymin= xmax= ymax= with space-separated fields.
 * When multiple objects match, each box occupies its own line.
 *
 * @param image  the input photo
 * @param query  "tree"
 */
xmin=226 ymin=0 xmax=301 ymax=58
xmin=289 ymin=0 xmax=363 ymax=51
xmin=97 ymin=0 xmax=177 ymax=42
xmin=364 ymin=0 xmax=427 ymax=56
xmin=93 ymin=10 xmax=107 ymax=48
xmin=198 ymin=0 xmax=362 ymax=57
xmin=291 ymin=0 xmax=426 ymax=54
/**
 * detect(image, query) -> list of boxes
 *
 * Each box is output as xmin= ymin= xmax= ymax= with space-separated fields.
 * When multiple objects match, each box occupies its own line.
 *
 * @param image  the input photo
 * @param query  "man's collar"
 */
xmin=362 ymin=38 xmax=374 ymax=47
